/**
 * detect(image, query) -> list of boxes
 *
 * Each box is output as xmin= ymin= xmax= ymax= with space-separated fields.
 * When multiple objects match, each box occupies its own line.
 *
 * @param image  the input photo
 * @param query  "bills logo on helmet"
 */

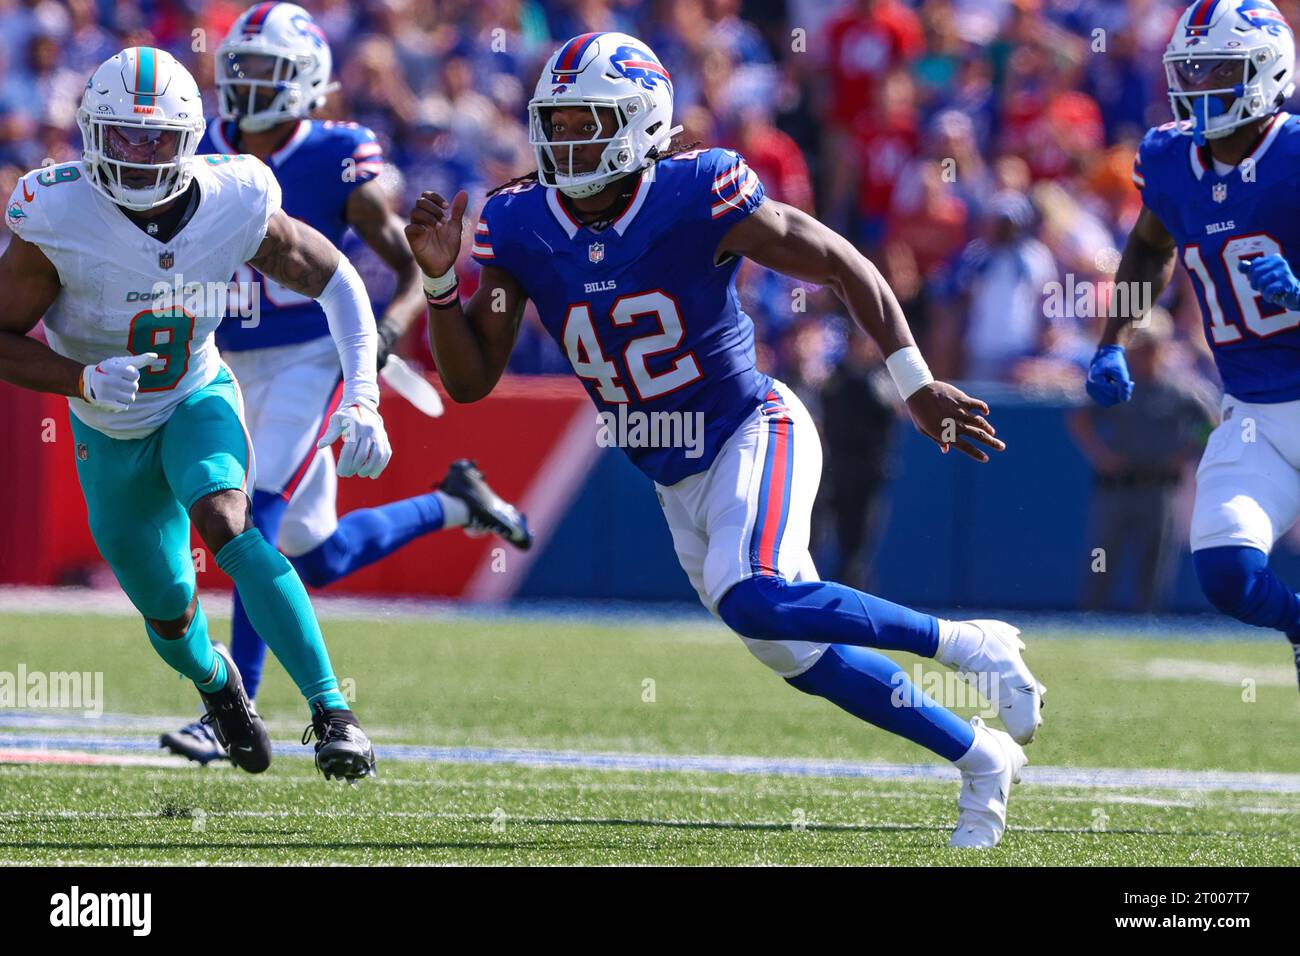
xmin=291 ymin=12 xmax=327 ymax=47
xmin=1239 ymin=0 xmax=1292 ymax=34
xmin=610 ymin=44 xmax=671 ymax=91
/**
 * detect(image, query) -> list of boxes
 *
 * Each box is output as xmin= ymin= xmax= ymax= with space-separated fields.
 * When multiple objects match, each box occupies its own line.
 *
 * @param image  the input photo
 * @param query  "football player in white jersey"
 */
xmin=0 ymin=47 xmax=387 ymax=781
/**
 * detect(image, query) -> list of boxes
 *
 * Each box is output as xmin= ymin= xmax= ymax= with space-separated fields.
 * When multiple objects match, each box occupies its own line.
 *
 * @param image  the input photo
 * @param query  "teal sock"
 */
xmin=145 ymin=602 xmax=226 ymax=692
xmin=215 ymin=528 xmax=349 ymax=713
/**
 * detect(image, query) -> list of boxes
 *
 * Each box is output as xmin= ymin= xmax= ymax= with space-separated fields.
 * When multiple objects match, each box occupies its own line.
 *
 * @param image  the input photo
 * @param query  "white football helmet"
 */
xmin=1164 ymin=0 xmax=1296 ymax=144
xmin=528 ymin=32 xmax=682 ymax=198
xmin=75 ymin=47 xmax=206 ymax=211
xmin=216 ymin=1 xmax=336 ymax=133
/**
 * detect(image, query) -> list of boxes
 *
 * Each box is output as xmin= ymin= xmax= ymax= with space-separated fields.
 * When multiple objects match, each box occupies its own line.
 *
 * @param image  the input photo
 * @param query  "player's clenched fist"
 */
xmin=1085 ymin=344 xmax=1134 ymax=407
xmin=78 ymin=353 xmax=160 ymax=412
xmin=1238 ymin=254 xmax=1300 ymax=312
xmin=317 ymin=401 xmax=392 ymax=479
xmin=404 ymin=190 xmax=469 ymax=278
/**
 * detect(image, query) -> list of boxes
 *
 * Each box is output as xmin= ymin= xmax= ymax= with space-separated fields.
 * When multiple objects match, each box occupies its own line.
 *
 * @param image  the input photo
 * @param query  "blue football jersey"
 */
xmin=473 ymin=147 xmax=774 ymax=485
xmin=199 ymin=118 xmax=384 ymax=351
xmin=1136 ymin=112 xmax=1300 ymax=402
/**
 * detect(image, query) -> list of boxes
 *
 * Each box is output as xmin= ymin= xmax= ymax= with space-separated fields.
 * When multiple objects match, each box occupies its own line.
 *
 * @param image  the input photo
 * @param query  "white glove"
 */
xmin=316 ymin=400 xmax=392 ymax=479
xmin=79 ymin=353 xmax=160 ymax=412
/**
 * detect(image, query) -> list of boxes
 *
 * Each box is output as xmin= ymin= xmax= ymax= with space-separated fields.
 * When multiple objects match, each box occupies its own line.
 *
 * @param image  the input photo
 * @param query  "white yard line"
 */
xmin=1 ymin=713 xmax=1299 ymax=796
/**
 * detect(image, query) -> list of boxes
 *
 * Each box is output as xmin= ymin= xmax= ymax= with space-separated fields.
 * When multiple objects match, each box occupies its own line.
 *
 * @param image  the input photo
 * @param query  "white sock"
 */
xmin=953 ymin=721 xmax=1003 ymax=775
xmin=935 ymin=619 xmax=985 ymax=667
xmin=435 ymin=490 xmax=471 ymax=528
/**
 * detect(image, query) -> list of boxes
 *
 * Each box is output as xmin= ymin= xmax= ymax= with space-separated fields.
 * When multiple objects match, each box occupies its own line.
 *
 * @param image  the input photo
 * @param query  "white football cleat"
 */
xmin=948 ymin=717 xmax=1027 ymax=849
xmin=942 ymin=619 xmax=1045 ymax=745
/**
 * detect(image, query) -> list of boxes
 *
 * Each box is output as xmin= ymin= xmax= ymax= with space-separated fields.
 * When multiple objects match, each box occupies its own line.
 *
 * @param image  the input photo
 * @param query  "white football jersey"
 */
xmin=5 ymin=154 xmax=282 ymax=439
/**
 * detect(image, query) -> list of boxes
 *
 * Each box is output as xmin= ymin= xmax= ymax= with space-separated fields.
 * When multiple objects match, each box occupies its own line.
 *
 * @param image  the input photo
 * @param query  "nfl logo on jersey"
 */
xmin=1212 ymin=183 xmax=1227 ymax=203
xmin=589 ymin=242 xmax=604 ymax=264
xmin=158 ymin=249 xmax=175 ymax=269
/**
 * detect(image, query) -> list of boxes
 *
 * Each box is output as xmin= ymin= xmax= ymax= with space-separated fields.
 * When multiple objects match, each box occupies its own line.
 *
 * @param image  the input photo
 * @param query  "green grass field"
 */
xmin=2 ymin=607 xmax=1299 ymax=865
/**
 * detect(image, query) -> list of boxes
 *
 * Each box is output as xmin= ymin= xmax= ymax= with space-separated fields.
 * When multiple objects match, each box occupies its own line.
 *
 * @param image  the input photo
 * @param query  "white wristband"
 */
xmin=885 ymin=346 xmax=934 ymax=400
xmin=421 ymin=266 xmax=457 ymax=298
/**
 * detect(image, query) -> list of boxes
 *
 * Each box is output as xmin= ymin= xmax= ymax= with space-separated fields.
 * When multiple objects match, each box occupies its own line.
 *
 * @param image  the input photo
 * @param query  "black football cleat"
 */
xmin=197 ymin=644 xmax=272 ymax=774
xmin=302 ymin=703 xmax=376 ymax=781
xmin=438 ymin=459 xmax=533 ymax=550
xmin=160 ymin=717 xmax=228 ymax=765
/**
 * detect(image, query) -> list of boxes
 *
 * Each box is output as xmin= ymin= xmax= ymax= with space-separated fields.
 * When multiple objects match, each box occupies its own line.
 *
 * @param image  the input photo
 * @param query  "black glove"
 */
xmin=376 ymin=322 xmax=401 ymax=371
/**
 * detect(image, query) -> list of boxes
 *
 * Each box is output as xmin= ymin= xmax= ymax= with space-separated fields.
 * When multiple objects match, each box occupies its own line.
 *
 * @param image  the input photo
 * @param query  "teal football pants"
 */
xmin=70 ymin=367 xmax=251 ymax=621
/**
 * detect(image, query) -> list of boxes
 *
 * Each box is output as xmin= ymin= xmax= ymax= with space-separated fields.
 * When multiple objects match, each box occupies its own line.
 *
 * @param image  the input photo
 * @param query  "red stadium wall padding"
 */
xmin=0 ymin=374 xmax=590 ymax=599
xmin=0 ymin=381 xmax=99 ymax=586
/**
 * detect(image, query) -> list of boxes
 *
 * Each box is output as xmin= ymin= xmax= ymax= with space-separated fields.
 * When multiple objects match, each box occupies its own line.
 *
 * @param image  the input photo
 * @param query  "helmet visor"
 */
xmin=1169 ymin=56 xmax=1247 ymax=93
xmin=81 ymin=113 xmax=198 ymax=210
xmin=102 ymin=123 xmax=182 ymax=187
xmin=217 ymin=51 xmax=299 ymax=118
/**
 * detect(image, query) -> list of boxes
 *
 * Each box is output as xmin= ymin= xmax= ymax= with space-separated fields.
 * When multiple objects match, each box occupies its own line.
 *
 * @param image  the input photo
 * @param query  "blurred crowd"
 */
xmin=2 ymin=0 xmax=1271 ymax=607
xmin=0 ymin=0 xmax=1266 ymax=398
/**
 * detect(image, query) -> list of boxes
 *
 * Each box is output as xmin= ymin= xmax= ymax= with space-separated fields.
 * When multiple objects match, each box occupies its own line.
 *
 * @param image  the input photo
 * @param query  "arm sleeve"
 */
xmin=316 ymin=255 xmax=380 ymax=409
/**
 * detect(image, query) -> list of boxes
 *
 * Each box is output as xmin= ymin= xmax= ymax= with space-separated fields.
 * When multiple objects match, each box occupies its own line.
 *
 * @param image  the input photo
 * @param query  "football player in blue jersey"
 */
xmin=405 ymin=32 xmax=1046 ymax=848
xmin=1087 ymin=0 xmax=1300 ymax=687
xmin=161 ymin=2 xmax=533 ymax=765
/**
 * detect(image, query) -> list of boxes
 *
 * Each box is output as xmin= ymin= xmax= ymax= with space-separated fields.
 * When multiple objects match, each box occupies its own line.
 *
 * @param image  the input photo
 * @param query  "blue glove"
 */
xmin=1085 ymin=345 xmax=1134 ymax=406
xmin=1238 ymin=254 xmax=1300 ymax=311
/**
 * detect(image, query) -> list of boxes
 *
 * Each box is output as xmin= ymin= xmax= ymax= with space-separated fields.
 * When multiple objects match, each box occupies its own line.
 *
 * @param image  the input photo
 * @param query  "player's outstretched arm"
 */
xmin=248 ymin=211 xmax=391 ymax=478
xmin=404 ymin=190 xmax=528 ymax=403
xmin=346 ymin=179 xmax=427 ymax=366
xmin=1085 ymin=205 xmax=1177 ymax=407
xmin=719 ymin=199 xmax=1004 ymax=462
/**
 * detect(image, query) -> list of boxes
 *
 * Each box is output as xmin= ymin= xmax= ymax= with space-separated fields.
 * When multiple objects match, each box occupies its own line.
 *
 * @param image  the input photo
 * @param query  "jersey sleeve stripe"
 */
xmin=717 ymin=169 xmax=758 ymax=201
xmin=711 ymin=171 xmax=760 ymax=218
xmin=712 ymin=162 xmax=749 ymax=193
xmin=353 ymin=143 xmax=383 ymax=159
xmin=471 ymin=243 xmax=495 ymax=259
